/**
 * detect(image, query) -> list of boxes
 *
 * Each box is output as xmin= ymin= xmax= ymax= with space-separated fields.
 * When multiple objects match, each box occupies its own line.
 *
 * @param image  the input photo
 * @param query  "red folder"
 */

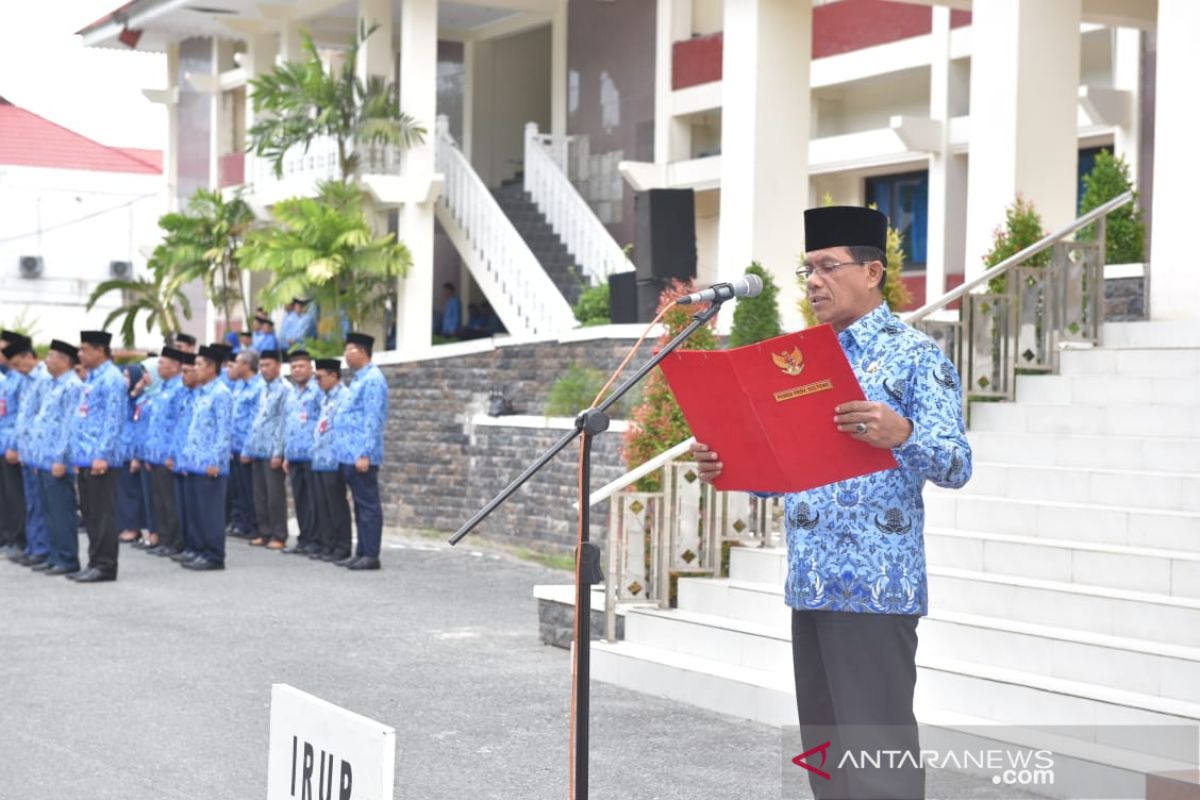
xmin=658 ymin=325 xmax=897 ymax=493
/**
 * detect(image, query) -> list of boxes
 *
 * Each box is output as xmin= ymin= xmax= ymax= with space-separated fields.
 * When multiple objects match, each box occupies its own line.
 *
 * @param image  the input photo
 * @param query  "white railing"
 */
xmin=523 ymin=123 xmax=631 ymax=285
xmin=434 ymin=116 xmax=577 ymax=337
xmin=250 ymin=135 xmax=407 ymax=200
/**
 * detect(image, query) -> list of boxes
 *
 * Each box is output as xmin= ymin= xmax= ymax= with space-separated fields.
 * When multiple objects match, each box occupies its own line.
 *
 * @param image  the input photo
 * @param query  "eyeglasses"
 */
xmin=796 ymin=260 xmax=868 ymax=280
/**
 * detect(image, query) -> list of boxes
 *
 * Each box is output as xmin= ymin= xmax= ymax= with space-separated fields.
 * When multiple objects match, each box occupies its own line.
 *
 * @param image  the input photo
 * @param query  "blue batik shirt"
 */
xmin=244 ymin=375 xmax=288 ymax=459
xmin=284 ymin=379 xmax=322 ymax=462
xmin=170 ymin=387 xmax=196 ymax=474
xmin=332 ymin=363 xmax=387 ymax=466
xmin=15 ymin=363 xmax=48 ymax=463
xmin=31 ymin=371 xmax=84 ymax=470
xmin=0 ymin=368 xmax=27 ymax=453
xmin=119 ymin=388 xmax=153 ymax=463
xmin=144 ymin=375 xmax=185 ymax=465
xmin=312 ymin=383 xmax=347 ymax=472
xmin=180 ymin=379 xmax=232 ymax=475
xmin=72 ymin=360 xmax=126 ymax=468
xmin=230 ymin=374 xmax=263 ymax=456
xmin=771 ymin=303 xmax=971 ymax=616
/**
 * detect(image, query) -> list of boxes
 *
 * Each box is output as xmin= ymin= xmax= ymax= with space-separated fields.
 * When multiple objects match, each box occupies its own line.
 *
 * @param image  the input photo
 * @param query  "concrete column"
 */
xmin=925 ymin=6 xmax=968 ymax=300
xmin=396 ymin=0 xmax=438 ymax=351
xmin=1149 ymin=0 xmax=1200 ymax=321
xmin=357 ymin=0 xmax=394 ymax=83
xmin=654 ymin=0 xmax=692 ymax=165
xmin=462 ymin=40 xmax=475 ymax=159
xmin=1111 ymin=27 xmax=1141 ymax=184
xmin=964 ymin=0 xmax=1081 ymax=281
xmin=279 ymin=23 xmax=304 ymax=63
xmin=550 ymin=0 xmax=568 ymax=137
xmin=716 ymin=0 xmax=812 ymax=330
xmin=165 ymin=42 xmax=180 ymax=211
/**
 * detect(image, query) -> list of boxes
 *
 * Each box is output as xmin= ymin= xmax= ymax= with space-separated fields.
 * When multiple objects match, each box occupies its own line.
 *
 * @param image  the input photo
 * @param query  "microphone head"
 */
xmin=739 ymin=273 xmax=764 ymax=298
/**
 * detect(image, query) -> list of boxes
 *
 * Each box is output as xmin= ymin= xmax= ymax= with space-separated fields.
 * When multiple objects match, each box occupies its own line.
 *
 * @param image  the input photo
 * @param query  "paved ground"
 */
xmin=0 ymin=530 xmax=783 ymax=800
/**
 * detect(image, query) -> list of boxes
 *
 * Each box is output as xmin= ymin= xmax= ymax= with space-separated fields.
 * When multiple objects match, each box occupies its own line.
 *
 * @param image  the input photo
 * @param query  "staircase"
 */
xmin=492 ymin=176 xmax=585 ymax=307
xmin=590 ymin=318 xmax=1200 ymax=770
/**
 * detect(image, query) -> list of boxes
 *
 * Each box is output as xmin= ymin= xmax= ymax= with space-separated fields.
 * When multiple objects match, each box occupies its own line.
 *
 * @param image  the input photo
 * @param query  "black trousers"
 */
xmin=186 ymin=473 xmax=227 ymax=564
xmin=792 ymin=610 xmax=923 ymax=800
xmin=252 ymin=459 xmax=288 ymax=542
xmin=0 ymin=459 xmax=26 ymax=549
xmin=78 ymin=470 xmax=119 ymax=576
xmin=288 ymin=461 xmax=317 ymax=548
xmin=313 ymin=469 xmax=351 ymax=557
xmin=148 ymin=464 xmax=182 ymax=552
xmin=229 ymin=457 xmax=257 ymax=535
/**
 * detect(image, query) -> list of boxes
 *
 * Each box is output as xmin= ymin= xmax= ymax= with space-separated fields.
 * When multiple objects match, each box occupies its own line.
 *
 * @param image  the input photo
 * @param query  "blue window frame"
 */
xmin=1077 ymin=146 xmax=1107 ymax=212
xmin=865 ymin=170 xmax=928 ymax=270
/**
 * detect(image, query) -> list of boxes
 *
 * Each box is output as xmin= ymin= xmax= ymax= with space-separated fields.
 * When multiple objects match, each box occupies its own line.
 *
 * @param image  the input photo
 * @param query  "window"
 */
xmin=1077 ymin=145 xmax=1107 ymax=212
xmin=865 ymin=170 xmax=928 ymax=270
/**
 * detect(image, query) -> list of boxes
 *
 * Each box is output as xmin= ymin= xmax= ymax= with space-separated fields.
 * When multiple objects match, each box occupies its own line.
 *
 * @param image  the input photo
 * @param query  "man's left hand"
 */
xmin=91 ymin=459 xmax=108 ymax=476
xmin=355 ymin=456 xmax=369 ymax=473
xmin=270 ymin=457 xmax=283 ymax=470
xmin=834 ymin=401 xmax=912 ymax=449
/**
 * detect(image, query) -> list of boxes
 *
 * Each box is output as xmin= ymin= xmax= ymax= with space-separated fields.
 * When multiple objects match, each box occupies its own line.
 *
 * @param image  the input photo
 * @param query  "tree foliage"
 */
xmin=1077 ymin=149 xmax=1145 ymax=265
xmin=86 ymin=256 xmax=192 ymax=348
xmin=622 ymin=280 xmax=718 ymax=491
xmin=985 ymin=195 xmax=1049 ymax=294
xmin=573 ymin=282 xmax=611 ymax=327
xmin=248 ymin=24 xmax=425 ymax=182
xmin=727 ymin=262 xmax=782 ymax=347
xmin=240 ymin=180 xmax=412 ymax=331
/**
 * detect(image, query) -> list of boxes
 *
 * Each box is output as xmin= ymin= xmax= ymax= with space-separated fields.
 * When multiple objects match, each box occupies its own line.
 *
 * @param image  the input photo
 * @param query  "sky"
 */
xmin=0 ymin=0 xmax=167 ymax=150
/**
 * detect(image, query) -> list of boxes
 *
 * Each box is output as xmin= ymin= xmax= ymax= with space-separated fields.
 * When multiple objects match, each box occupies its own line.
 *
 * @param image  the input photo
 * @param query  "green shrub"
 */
xmin=545 ymin=364 xmax=608 ymax=417
xmin=728 ymin=262 xmax=782 ymax=347
xmin=1077 ymin=150 xmax=1146 ymax=265
xmin=573 ymin=282 xmax=610 ymax=327
xmin=985 ymin=196 xmax=1049 ymax=294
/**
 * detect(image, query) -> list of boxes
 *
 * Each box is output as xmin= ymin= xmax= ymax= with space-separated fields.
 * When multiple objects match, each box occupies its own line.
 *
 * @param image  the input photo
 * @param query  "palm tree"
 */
xmin=155 ymin=189 xmax=255 ymax=332
xmin=239 ymin=180 xmax=411 ymax=332
xmin=248 ymin=24 xmax=425 ymax=182
xmin=86 ymin=255 xmax=192 ymax=347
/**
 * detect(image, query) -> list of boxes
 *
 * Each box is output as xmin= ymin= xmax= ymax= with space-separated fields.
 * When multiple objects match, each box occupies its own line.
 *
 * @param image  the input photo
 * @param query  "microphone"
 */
xmin=676 ymin=274 xmax=764 ymax=305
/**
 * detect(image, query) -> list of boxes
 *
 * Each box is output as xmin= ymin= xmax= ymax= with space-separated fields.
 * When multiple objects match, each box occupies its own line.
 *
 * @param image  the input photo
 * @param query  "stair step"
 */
xmin=970 ymin=401 xmax=1200 ymax=437
xmin=1103 ymin=320 xmax=1200 ymax=349
xmin=1057 ymin=346 xmax=1200 ymax=378
xmin=967 ymin=430 xmax=1200 ymax=473
xmin=1014 ymin=373 xmax=1200 ymax=406
xmin=949 ymin=461 xmax=1200 ymax=512
xmin=924 ymin=492 xmax=1200 ymax=551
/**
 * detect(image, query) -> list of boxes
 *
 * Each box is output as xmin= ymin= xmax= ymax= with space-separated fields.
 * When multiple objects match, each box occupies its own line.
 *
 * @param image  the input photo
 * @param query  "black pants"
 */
xmin=252 ymin=459 xmax=288 ymax=542
xmin=342 ymin=465 xmax=381 ymax=558
xmin=175 ymin=473 xmax=192 ymax=553
xmin=78 ymin=470 xmax=119 ymax=576
xmin=0 ymin=459 xmax=26 ymax=549
xmin=116 ymin=465 xmax=147 ymax=532
xmin=313 ymin=469 xmax=351 ymax=558
xmin=186 ymin=473 xmax=227 ymax=564
xmin=149 ymin=464 xmax=182 ymax=552
xmin=229 ymin=458 xmax=257 ymax=535
xmin=792 ymin=610 xmax=923 ymax=800
xmin=288 ymin=461 xmax=317 ymax=548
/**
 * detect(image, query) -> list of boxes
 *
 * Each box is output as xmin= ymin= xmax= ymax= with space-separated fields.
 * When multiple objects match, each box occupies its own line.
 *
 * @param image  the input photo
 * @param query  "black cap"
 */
xmin=292 ymin=297 xmax=311 ymax=305
xmin=2 ymin=339 xmax=33 ymax=360
xmin=287 ymin=349 xmax=311 ymax=360
xmin=180 ymin=352 xmax=197 ymax=366
xmin=803 ymin=206 xmax=889 ymax=257
xmin=80 ymin=330 xmax=113 ymax=347
xmin=238 ymin=330 xmax=253 ymax=339
xmin=144 ymin=350 xmax=158 ymax=358
xmin=259 ymin=349 xmax=283 ymax=362
xmin=174 ymin=333 xmax=197 ymax=346
xmin=255 ymin=315 xmax=273 ymax=327
xmin=0 ymin=329 xmax=21 ymax=342
xmin=345 ymin=332 xmax=374 ymax=350
xmin=160 ymin=346 xmax=188 ymax=363
xmin=49 ymin=340 xmax=79 ymax=360
xmin=197 ymin=344 xmax=225 ymax=364
xmin=315 ymin=358 xmax=341 ymax=372
xmin=207 ymin=343 xmax=234 ymax=362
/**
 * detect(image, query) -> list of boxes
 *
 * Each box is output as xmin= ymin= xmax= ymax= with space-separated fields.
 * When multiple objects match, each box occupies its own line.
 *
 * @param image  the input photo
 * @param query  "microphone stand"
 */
xmin=449 ymin=295 xmax=728 ymax=800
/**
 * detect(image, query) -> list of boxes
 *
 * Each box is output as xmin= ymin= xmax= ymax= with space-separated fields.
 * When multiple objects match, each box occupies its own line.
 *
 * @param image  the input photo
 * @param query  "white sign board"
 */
xmin=267 ymin=684 xmax=395 ymax=800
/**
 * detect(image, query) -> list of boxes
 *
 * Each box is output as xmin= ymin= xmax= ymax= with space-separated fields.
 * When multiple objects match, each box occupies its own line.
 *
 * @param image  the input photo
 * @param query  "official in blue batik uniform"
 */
xmin=228 ymin=349 xmax=264 ymax=538
xmin=693 ymin=207 xmax=972 ymax=800
xmin=116 ymin=364 xmax=153 ymax=545
xmin=31 ymin=341 xmax=85 ymax=576
xmin=178 ymin=345 xmax=233 ymax=570
xmin=280 ymin=350 xmax=323 ymax=555
xmin=166 ymin=352 xmax=200 ymax=562
xmin=252 ymin=314 xmax=280 ymax=353
xmin=69 ymin=330 xmax=127 ymax=584
xmin=0 ymin=334 xmax=36 ymax=558
xmin=245 ymin=349 xmax=289 ymax=548
xmin=333 ymin=332 xmax=388 ymax=571
xmin=140 ymin=347 xmax=190 ymax=557
xmin=311 ymin=358 xmax=351 ymax=562
xmin=10 ymin=350 xmax=50 ymax=566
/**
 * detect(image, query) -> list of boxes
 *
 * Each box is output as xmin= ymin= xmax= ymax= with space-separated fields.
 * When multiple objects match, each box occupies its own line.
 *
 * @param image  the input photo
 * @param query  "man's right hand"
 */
xmin=4 ymin=449 xmax=18 ymax=465
xmin=691 ymin=441 xmax=723 ymax=484
xmin=51 ymin=463 xmax=66 ymax=479
xmin=240 ymin=455 xmax=252 ymax=464
xmin=165 ymin=458 xmax=175 ymax=471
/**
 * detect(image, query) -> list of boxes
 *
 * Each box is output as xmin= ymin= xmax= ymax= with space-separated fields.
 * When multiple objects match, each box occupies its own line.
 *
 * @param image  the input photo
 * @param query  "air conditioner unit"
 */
xmin=19 ymin=256 xmax=43 ymax=279
xmin=110 ymin=260 xmax=133 ymax=279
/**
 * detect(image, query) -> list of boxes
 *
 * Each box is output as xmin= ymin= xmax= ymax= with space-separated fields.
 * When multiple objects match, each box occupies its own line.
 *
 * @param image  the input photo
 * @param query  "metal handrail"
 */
xmin=905 ymin=190 xmax=1133 ymax=324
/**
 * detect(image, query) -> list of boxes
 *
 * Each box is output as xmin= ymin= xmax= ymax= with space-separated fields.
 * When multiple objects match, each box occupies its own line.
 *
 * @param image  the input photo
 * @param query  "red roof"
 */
xmin=0 ymin=96 xmax=161 ymax=174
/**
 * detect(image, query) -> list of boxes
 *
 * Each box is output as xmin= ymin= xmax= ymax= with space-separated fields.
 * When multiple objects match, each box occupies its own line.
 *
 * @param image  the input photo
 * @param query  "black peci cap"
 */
xmin=287 ymin=349 xmax=311 ymax=360
xmin=803 ymin=206 xmax=889 ymax=258
xmin=2 ymin=339 xmax=33 ymax=360
xmin=255 ymin=315 xmax=273 ymax=327
xmin=179 ymin=352 xmax=197 ymax=366
xmin=259 ymin=349 xmax=283 ymax=362
xmin=160 ymin=347 xmax=188 ymax=363
xmin=49 ymin=339 xmax=80 ymax=360
xmin=345 ymin=332 xmax=374 ymax=350
xmin=80 ymin=330 xmax=113 ymax=347
xmin=315 ymin=358 xmax=341 ymax=372
xmin=174 ymin=333 xmax=197 ymax=346
xmin=197 ymin=345 xmax=225 ymax=364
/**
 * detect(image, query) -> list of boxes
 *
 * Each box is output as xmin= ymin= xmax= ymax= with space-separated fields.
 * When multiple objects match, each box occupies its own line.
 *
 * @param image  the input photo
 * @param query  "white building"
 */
xmin=0 ymin=97 xmax=167 ymax=346
xmin=77 ymin=0 xmax=1196 ymax=345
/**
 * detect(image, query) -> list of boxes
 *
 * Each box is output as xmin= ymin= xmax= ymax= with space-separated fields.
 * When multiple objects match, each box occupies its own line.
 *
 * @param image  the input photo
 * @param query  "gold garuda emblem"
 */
xmin=772 ymin=347 xmax=805 ymax=376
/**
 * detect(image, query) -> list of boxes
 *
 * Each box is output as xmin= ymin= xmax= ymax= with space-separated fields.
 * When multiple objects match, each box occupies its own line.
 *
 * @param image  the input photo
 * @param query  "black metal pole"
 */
xmin=449 ymin=298 xmax=727 ymax=800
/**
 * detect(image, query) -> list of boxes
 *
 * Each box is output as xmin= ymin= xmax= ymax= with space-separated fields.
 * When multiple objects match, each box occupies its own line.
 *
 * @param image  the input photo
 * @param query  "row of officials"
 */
xmin=0 ymin=328 xmax=390 ymax=581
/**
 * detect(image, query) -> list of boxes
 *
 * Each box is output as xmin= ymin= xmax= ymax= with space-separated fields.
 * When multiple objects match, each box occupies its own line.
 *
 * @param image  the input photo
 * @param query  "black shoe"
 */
xmin=308 ymin=549 xmax=329 ymax=560
xmin=170 ymin=549 xmax=197 ymax=563
xmin=335 ymin=555 xmax=359 ymax=567
xmin=30 ymin=560 xmax=53 ymax=572
xmin=44 ymin=564 xmax=80 ymax=576
xmin=149 ymin=545 xmax=176 ymax=557
xmin=72 ymin=568 xmax=116 ymax=583
xmin=346 ymin=556 xmax=380 ymax=571
xmin=326 ymin=551 xmax=349 ymax=563
xmin=182 ymin=556 xmax=224 ymax=571
xmin=23 ymin=554 xmax=48 ymax=567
